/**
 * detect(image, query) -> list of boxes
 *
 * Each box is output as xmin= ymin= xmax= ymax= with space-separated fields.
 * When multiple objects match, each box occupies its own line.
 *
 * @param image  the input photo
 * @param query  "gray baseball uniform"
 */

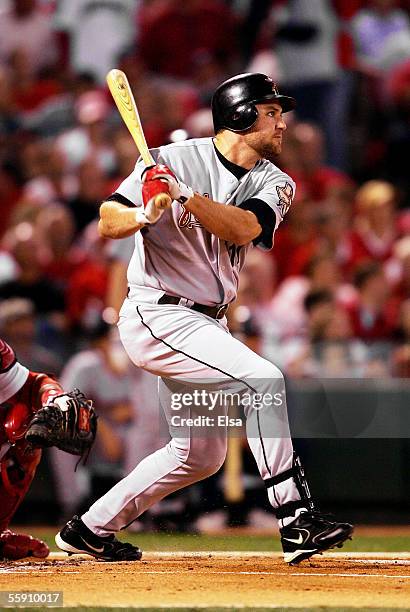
xmin=112 ymin=137 xmax=294 ymax=304
xmin=81 ymin=136 xmax=306 ymax=536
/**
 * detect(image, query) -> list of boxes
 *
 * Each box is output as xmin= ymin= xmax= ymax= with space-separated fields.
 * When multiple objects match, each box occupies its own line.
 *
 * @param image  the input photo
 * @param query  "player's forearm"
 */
xmin=99 ymin=201 xmax=145 ymax=239
xmin=184 ymin=194 xmax=261 ymax=246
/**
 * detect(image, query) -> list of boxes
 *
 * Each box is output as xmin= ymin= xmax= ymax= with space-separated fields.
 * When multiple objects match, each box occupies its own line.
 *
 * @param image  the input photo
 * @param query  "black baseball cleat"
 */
xmin=280 ymin=511 xmax=354 ymax=565
xmin=55 ymin=515 xmax=142 ymax=561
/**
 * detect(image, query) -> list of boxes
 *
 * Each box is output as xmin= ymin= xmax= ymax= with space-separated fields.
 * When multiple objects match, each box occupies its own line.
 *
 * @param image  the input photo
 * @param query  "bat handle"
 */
xmin=144 ymin=193 xmax=173 ymax=223
xmin=154 ymin=193 xmax=172 ymax=210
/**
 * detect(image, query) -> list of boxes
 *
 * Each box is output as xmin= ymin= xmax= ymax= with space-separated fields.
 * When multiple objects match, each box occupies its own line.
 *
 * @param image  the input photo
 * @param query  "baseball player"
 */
xmin=0 ymin=338 xmax=96 ymax=560
xmin=56 ymin=73 xmax=353 ymax=564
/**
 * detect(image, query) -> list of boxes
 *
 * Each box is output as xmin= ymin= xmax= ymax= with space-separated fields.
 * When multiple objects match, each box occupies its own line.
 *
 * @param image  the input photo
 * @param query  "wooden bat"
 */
xmin=106 ymin=69 xmax=172 ymax=212
xmin=224 ymin=405 xmax=245 ymax=504
xmin=224 ymin=434 xmax=244 ymax=503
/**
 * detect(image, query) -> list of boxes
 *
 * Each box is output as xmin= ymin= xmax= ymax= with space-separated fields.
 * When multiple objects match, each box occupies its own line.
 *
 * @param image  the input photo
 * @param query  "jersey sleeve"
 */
xmin=107 ymin=157 xmax=148 ymax=207
xmin=249 ymin=173 xmax=296 ymax=250
xmin=0 ymin=338 xmax=16 ymax=372
xmin=105 ymin=192 xmax=135 ymax=207
xmin=0 ymin=339 xmax=29 ymax=403
xmin=238 ymin=198 xmax=276 ymax=249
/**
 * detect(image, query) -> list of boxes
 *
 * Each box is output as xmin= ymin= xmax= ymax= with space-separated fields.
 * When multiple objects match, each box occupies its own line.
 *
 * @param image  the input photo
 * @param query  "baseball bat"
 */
xmin=106 ymin=69 xmax=172 ymax=211
xmin=224 ymin=405 xmax=245 ymax=503
xmin=224 ymin=434 xmax=244 ymax=503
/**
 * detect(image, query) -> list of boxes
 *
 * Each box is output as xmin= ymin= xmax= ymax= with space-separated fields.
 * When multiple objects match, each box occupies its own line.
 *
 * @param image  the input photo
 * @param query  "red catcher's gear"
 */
xmin=0 ymin=361 xmax=64 ymax=536
xmin=0 ymin=530 xmax=49 ymax=559
xmin=0 ymin=338 xmax=17 ymax=372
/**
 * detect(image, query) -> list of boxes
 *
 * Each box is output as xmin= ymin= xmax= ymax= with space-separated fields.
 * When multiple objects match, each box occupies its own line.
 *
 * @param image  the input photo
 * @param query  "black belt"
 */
xmin=158 ymin=294 xmax=229 ymax=319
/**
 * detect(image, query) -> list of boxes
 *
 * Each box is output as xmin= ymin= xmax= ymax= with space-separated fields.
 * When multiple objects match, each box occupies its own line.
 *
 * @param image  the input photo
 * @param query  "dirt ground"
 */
xmin=1 ymin=551 xmax=410 ymax=608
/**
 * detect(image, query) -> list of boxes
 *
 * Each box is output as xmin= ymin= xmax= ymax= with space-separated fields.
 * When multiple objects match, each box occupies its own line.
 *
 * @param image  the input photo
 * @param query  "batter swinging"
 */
xmin=56 ymin=73 xmax=353 ymax=564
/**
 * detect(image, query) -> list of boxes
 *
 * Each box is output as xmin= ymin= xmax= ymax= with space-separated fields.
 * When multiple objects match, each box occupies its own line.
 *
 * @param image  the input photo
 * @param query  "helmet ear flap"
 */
xmin=228 ymin=103 xmax=258 ymax=132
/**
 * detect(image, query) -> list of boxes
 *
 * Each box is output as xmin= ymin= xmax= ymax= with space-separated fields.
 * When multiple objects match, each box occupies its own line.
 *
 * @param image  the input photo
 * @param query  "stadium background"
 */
xmin=0 ymin=0 xmax=409 ymax=533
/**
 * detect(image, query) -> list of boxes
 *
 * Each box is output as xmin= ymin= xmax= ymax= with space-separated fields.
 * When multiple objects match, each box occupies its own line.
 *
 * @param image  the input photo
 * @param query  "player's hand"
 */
xmin=142 ymin=164 xmax=194 ymax=203
xmin=141 ymin=177 xmax=172 ymax=223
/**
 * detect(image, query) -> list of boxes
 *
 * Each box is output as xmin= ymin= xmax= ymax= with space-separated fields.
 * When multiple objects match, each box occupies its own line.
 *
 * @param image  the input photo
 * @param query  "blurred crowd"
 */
xmin=1 ymin=0 xmax=410 ymax=527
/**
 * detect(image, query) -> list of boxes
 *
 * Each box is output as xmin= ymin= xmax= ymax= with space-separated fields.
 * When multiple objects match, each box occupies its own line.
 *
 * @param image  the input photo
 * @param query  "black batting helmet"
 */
xmin=211 ymin=73 xmax=295 ymax=134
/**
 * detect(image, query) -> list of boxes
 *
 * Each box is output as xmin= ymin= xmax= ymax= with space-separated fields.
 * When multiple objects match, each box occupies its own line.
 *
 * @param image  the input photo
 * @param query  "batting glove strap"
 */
xmin=175 ymin=182 xmax=194 ymax=204
xmin=135 ymin=209 xmax=151 ymax=225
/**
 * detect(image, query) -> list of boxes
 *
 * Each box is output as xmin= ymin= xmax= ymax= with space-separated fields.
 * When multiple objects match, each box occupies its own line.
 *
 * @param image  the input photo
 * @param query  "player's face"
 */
xmin=244 ymin=103 xmax=287 ymax=160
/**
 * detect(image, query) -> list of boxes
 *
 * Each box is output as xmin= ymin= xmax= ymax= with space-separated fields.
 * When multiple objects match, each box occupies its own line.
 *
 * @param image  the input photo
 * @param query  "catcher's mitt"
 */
xmin=25 ymin=389 xmax=97 ymax=457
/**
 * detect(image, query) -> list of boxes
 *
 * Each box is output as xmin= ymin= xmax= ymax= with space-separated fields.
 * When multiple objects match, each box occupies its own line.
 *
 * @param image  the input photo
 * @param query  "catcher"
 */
xmin=0 ymin=338 xmax=97 ymax=560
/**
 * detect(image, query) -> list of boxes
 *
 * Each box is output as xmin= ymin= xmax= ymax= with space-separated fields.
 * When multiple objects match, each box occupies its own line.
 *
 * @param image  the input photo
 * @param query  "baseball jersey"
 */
xmin=110 ymin=137 xmax=295 ymax=306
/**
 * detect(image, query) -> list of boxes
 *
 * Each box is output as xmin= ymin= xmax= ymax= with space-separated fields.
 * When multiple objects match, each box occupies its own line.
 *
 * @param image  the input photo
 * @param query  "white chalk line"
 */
xmin=2 ymin=551 xmax=410 ymax=579
xmin=47 ymin=551 xmax=410 ymax=560
xmin=113 ymin=569 xmax=410 ymax=579
xmin=0 ymin=568 xmax=81 ymax=574
xmin=2 ymin=566 xmax=409 ymax=579
xmin=350 ymin=558 xmax=410 ymax=565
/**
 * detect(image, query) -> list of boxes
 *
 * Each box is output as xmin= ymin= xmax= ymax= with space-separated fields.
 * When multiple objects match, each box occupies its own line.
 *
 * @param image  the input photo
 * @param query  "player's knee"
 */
xmin=169 ymin=437 xmax=226 ymax=477
xmin=256 ymin=359 xmax=284 ymax=381
xmin=188 ymin=438 xmax=227 ymax=478
xmin=251 ymin=359 xmax=286 ymax=398
xmin=246 ymin=360 xmax=287 ymax=412
xmin=200 ymin=453 xmax=226 ymax=477
xmin=169 ymin=438 xmax=191 ymax=464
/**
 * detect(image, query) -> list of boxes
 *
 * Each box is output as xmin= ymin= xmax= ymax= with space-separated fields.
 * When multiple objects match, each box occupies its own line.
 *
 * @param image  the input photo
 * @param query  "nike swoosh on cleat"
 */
xmin=284 ymin=548 xmax=316 ymax=564
xmin=283 ymin=533 xmax=304 ymax=545
xmin=79 ymin=536 xmax=104 ymax=553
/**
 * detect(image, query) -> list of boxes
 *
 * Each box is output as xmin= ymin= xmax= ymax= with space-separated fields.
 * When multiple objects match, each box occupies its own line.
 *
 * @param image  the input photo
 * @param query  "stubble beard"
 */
xmin=258 ymin=141 xmax=282 ymax=161
xmin=243 ymin=132 xmax=283 ymax=162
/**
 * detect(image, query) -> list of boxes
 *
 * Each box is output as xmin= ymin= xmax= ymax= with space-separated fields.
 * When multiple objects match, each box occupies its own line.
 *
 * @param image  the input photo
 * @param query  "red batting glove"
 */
xmin=142 ymin=177 xmax=171 ymax=210
xmin=140 ymin=177 xmax=171 ymax=224
xmin=142 ymin=164 xmax=176 ymax=184
xmin=142 ymin=164 xmax=193 ymax=203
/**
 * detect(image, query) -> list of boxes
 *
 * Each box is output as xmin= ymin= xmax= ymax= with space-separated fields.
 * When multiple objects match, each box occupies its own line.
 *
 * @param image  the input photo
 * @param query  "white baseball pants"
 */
xmin=82 ymin=299 xmax=303 ymax=535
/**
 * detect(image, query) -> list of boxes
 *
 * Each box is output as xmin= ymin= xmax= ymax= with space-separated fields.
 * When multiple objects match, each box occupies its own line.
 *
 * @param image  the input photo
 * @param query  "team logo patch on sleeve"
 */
xmin=276 ymin=182 xmax=294 ymax=216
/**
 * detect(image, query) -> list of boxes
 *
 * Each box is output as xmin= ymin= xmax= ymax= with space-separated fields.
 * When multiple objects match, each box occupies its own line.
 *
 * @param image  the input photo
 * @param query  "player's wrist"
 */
xmin=135 ymin=205 xmax=166 ymax=225
xmin=181 ymin=191 xmax=200 ymax=211
xmin=135 ymin=209 xmax=151 ymax=225
xmin=175 ymin=183 xmax=194 ymax=204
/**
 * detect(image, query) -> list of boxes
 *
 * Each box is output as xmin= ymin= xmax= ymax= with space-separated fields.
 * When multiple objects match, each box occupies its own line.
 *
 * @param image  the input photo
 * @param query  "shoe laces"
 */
xmin=71 ymin=518 xmax=139 ymax=556
xmin=100 ymin=534 xmax=116 ymax=543
xmin=301 ymin=510 xmax=337 ymax=526
xmin=110 ymin=540 xmax=141 ymax=559
xmin=107 ymin=537 xmax=138 ymax=553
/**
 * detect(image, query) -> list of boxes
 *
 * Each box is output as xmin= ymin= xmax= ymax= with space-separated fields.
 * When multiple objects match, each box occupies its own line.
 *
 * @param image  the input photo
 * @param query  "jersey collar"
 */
xmin=213 ymin=141 xmax=249 ymax=180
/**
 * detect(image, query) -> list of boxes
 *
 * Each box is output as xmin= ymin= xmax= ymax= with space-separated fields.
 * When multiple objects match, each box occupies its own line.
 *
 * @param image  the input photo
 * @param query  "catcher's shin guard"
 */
xmin=264 ymin=452 xmax=315 ymax=521
xmin=0 ymin=440 xmax=41 ymax=532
